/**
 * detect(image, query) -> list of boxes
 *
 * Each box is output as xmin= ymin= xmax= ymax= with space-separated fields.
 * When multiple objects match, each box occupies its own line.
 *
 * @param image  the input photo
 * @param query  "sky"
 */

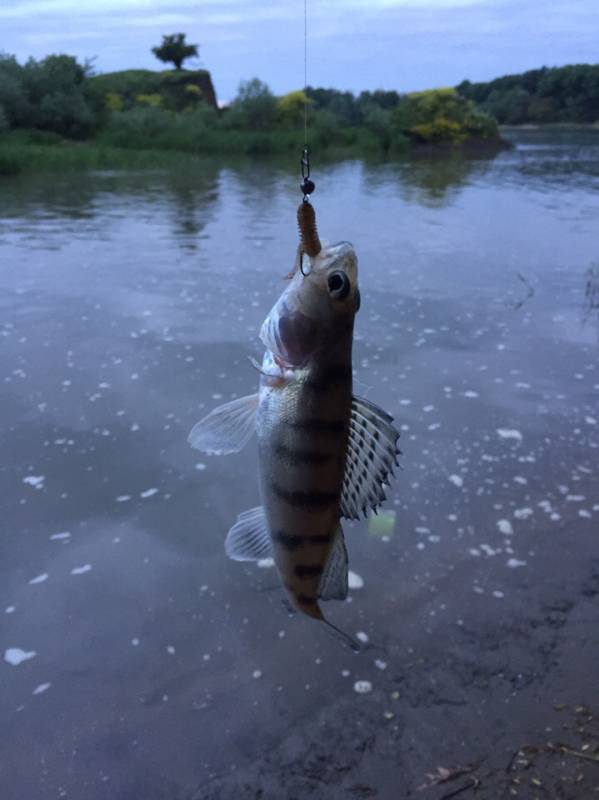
xmin=2 ymin=0 xmax=598 ymax=102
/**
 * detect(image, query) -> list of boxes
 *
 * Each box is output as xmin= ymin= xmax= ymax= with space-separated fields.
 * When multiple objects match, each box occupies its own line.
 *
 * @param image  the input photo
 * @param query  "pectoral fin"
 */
xmin=188 ymin=394 xmax=258 ymax=455
xmin=225 ymin=506 xmax=272 ymax=561
xmin=341 ymin=395 xmax=401 ymax=520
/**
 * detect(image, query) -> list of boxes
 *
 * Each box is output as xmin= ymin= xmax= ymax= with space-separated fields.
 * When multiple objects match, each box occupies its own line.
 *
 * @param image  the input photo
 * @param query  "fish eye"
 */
xmin=327 ymin=271 xmax=351 ymax=300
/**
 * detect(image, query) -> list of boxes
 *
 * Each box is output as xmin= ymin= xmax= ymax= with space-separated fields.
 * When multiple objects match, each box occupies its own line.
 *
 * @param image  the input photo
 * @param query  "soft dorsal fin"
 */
xmin=188 ymin=394 xmax=258 ymax=455
xmin=341 ymin=395 xmax=401 ymax=520
xmin=225 ymin=506 xmax=272 ymax=561
xmin=318 ymin=526 xmax=349 ymax=601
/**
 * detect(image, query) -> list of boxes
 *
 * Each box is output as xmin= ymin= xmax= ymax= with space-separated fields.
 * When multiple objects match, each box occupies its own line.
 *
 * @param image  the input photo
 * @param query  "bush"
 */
xmin=99 ymin=105 xmax=222 ymax=152
xmin=89 ymin=68 xmax=217 ymax=112
xmin=391 ymin=88 xmax=499 ymax=145
xmin=227 ymin=79 xmax=277 ymax=131
xmin=277 ymin=90 xmax=311 ymax=128
xmin=0 ymin=53 xmax=101 ymax=137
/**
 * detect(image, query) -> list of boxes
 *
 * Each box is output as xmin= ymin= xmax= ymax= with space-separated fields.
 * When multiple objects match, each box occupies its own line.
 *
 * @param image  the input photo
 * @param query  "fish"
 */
xmin=188 ymin=241 xmax=400 ymax=647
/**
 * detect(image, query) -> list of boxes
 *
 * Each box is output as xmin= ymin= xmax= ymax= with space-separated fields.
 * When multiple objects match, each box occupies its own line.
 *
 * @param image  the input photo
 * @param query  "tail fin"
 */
xmin=321 ymin=616 xmax=361 ymax=653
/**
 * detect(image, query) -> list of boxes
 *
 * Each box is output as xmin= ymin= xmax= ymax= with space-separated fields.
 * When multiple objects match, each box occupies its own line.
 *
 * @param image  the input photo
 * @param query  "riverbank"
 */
xmin=0 ymin=128 xmax=509 ymax=177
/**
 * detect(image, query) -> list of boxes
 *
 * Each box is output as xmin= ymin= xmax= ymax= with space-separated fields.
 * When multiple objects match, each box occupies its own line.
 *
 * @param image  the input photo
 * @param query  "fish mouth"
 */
xmin=272 ymin=353 xmax=300 ymax=371
xmin=260 ymin=306 xmax=316 ymax=370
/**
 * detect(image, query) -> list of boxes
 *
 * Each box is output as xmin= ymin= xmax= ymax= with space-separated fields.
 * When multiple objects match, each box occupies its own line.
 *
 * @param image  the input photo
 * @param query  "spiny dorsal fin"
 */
xmin=341 ymin=395 xmax=401 ymax=520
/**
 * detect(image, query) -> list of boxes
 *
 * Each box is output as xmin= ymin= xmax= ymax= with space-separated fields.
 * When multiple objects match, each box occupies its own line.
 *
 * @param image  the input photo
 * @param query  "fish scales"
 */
xmin=258 ymin=352 xmax=354 ymax=618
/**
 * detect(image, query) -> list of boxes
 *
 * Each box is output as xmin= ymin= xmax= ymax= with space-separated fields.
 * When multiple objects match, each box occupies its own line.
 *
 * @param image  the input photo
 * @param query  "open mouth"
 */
xmin=272 ymin=353 xmax=300 ymax=371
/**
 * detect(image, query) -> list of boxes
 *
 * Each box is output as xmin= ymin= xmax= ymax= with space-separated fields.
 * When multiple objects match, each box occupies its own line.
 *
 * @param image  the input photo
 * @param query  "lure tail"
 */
xmin=297 ymin=200 xmax=322 ymax=258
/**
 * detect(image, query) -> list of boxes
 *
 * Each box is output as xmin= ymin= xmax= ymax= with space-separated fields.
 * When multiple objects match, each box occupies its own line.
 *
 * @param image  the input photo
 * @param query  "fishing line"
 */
xmin=296 ymin=0 xmax=321 ymax=275
xmin=304 ymin=0 xmax=308 ymax=147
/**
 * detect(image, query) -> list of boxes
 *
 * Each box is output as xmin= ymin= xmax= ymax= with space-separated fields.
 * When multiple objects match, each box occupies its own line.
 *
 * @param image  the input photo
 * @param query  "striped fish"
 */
xmin=189 ymin=241 xmax=400 ymax=646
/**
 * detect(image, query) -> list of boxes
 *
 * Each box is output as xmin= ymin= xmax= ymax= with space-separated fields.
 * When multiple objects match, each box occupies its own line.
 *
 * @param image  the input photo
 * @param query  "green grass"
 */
xmin=0 ymin=133 xmax=220 ymax=175
xmin=0 ymin=125 xmax=394 ymax=175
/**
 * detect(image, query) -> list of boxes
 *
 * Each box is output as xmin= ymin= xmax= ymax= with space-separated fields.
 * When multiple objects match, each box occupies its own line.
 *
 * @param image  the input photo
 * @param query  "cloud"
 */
xmin=2 ymin=0 xmax=599 ymax=102
xmin=0 ymin=0 xmax=495 ymax=20
xmin=0 ymin=0 xmax=252 ymax=18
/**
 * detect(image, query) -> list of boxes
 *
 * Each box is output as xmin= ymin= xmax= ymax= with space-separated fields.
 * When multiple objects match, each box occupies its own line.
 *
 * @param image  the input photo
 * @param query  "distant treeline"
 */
xmin=1 ymin=52 xmax=504 ymax=172
xmin=457 ymin=64 xmax=599 ymax=125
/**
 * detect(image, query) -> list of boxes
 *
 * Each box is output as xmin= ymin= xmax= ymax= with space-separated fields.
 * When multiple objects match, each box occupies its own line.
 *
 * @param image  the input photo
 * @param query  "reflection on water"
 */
xmin=395 ymin=153 xmax=490 ymax=206
xmin=1 ymin=131 xmax=599 ymax=800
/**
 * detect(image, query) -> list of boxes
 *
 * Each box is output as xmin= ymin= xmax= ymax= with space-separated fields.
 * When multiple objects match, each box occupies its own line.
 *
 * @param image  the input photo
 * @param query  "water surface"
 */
xmin=1 ymin=131 xmax=599 ymax=799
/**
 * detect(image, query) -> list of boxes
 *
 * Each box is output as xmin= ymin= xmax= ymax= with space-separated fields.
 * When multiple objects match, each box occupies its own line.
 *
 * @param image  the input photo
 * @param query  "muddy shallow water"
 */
xmin=1 ymin=131 xmax=598 ymax=799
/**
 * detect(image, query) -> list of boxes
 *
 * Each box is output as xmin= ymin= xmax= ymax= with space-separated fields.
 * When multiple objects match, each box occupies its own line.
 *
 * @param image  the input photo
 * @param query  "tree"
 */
xmin=228 ymin=79 xmax=277 ymax=130
xmin=152 ymin=34 xmax=198 ymax=71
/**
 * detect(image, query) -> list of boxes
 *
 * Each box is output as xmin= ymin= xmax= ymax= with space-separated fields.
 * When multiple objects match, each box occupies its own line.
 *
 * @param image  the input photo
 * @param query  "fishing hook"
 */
xmin=299 ymin=250 xmax=310 ymax=277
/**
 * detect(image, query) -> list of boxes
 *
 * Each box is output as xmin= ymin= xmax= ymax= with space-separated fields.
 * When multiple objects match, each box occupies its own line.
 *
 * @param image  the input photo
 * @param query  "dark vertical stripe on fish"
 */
xmin=286 ymin=419 xmax=347 ymax=434
xmin=307 ymin=533 xmax=333 ymax=545
xmin=297 ymin=594 xmax=318 ymax=606
xmin=273 ymin=443 xmax=332 ymax=465
xmin=294 ymin=564 xmax=324 ymax=578
xmin=304 ymin=364 xmax=353 ymax=392
xmin=271 ymin=483 xmax=339 ymax=508
xmin=273 ymin=530 xmax=304 ymax=551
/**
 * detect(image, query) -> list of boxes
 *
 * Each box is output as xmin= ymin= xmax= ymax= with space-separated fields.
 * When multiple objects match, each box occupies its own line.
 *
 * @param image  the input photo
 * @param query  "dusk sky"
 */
xmin=2 ymin=0 xmax=598 ymax=102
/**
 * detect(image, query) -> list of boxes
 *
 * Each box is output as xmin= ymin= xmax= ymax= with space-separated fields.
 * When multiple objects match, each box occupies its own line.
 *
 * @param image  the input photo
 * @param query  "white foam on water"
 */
xmin=50 ymin=532 xmax=71 ymax=541
xmin=374 ymin=659 xmax=387 ymax=670
xmin=167 ymin=646 xmax=175 ymax=655
xmin=5 ymin=648 xmax=37 ymax=666
xmin=514 ymin=508 xmax=533 ymax=520
xmin=115 ymin=495 xmax=131 ymax=502
xmin=507 ymin=558 xmax=527 ymax=568
xmin=356 ymin=631 xmax=369 ymax=644
xmin=5 ymin=606 xmax=16 ymax=614
xmin=492 ymin=590 xmax=505 ymax=599
xmin=480 ymin=544 xmax=497 ymax=556
xmin=353 ymin=680 xmax=373 ymax=694
xmin=29 ymin=573 xmax=48 ymax=585
xmin=131 ymin=638 xmax=140 ymax=646
xmin=195 ymin=463 xmax=207 ymax=471
xmin=463 ymin=391 xmax=479 ymax=398
xmin=33 ymin=683 xmax=51 ymax=695
xmin=70 ymin=564 xmax=92 ymax=575
xmin=348 ymin=571 xmax=364 ymax=589
xmin=257 ymin=558 xmax=274 ymax=568
xmin=497 ymin=429 xmax=523 ymax=442
xmin=140 ymin=488 xmax=158 ymax=499
xmin=497 ymin=520 xmax=514 ymax=536
xmin=23 ymin=475 xmax=45 ymax=490
xmin=252 ymin=670 xmax=262 ymax=679
xmin=449 ymin=475 xmax=463 ymax=488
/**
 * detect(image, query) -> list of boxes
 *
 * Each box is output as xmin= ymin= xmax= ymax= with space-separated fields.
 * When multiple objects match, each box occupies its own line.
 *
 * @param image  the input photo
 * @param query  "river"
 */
xmin=1 ymin=130 xmax=598 ymax=799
